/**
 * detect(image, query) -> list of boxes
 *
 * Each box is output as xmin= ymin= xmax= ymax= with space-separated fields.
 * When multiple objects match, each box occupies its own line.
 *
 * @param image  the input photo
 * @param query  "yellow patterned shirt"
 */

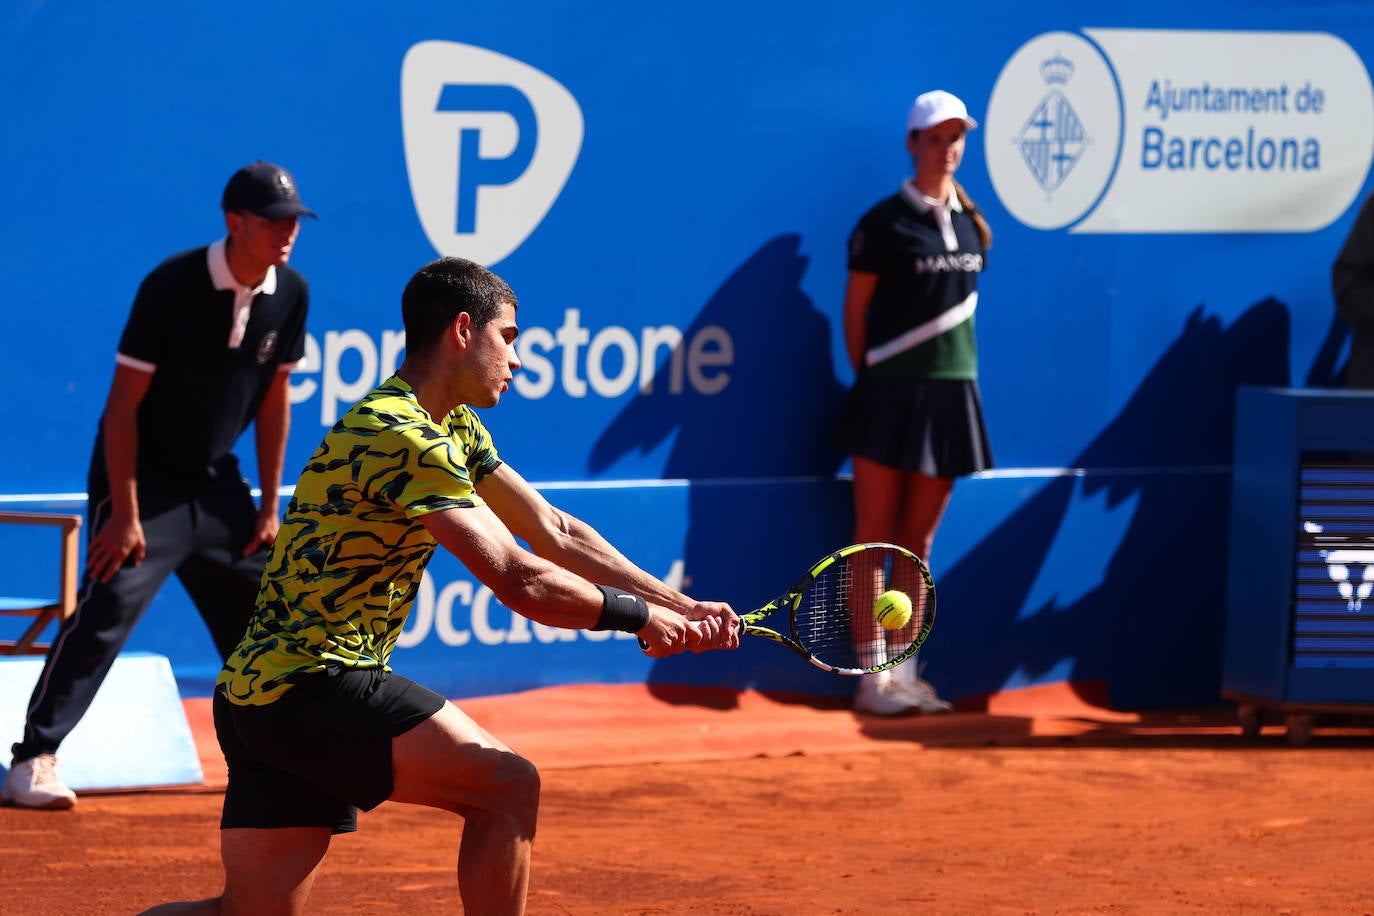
xmin=218 ymin=375 xmax=502 ymax=706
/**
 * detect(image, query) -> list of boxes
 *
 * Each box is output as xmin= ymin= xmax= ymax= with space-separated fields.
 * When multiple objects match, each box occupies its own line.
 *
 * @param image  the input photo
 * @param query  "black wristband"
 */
xmin=592 ymin=584 xmax=651 ymax=633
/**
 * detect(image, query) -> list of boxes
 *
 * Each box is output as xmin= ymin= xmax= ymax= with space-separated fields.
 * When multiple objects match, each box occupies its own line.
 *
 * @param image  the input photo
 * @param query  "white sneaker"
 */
xmin=889 ymin=660 xmax=954 ymax=714
xmin=854 ymin=671 xmax=921 ymax=716
xmin=2 ymin=755 xmax=77 ymax=810
xmin=892 ymin=676 xmax=953 ymax=714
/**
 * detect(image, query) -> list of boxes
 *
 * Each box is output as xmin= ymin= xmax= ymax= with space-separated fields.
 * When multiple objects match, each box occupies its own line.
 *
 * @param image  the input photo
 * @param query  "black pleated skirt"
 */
xmin=834 ymin=376 xmax=993 ymax=479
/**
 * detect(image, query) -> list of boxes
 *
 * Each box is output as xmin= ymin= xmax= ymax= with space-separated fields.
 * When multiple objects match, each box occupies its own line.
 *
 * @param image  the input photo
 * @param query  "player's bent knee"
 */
xmin=393 ymin=704 xmax=542 ymax=819
xmin=499 ymin=753 xmax=541 ymax=834
xmin=455 ymin=749 xmax=540 ymax=835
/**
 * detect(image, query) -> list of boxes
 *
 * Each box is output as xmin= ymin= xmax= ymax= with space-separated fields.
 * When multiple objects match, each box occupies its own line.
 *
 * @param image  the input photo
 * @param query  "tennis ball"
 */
xmin=874 ymin=590 xmax=913 ymax=630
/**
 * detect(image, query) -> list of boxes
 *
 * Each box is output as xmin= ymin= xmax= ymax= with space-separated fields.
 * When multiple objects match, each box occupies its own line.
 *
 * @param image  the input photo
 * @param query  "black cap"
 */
xmin=221 ymin=161 xmax=317 ymax=219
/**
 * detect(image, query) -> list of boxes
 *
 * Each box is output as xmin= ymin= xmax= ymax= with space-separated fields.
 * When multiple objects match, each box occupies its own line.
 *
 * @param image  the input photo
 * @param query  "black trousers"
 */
xmin=11 ymin=467 xmax=267 ymax=761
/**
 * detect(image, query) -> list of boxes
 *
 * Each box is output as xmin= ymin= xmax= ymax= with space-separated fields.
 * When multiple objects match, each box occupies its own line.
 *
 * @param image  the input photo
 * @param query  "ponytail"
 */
xmin=953 ymin=181 xmax=992 ymax=252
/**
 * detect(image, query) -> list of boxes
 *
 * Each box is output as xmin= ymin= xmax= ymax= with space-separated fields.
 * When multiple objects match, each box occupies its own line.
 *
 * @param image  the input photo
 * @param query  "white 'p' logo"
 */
xmin=401 ymin=41 xmax=584 ymax=266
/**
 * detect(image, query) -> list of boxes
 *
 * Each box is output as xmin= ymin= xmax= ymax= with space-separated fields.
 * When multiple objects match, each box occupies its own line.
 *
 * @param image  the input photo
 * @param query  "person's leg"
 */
xmin=9 ymin=496 xmax=189 ymax=764
xmin=850 ymin=459 xmax=956 ymax=715
xmin=889 ymin=472 xmax=955 ymax=710
xmin=136 ymin=827 xmax=332 ymax=916
xmin=175 ymin=479 xmax=269 ymax=659
xmin=176 ymin=553 xmax=263 ymax=660
xmin=850 ymin=457 xmax=912 ymax=713
xmin=854 ymin=455 xmax=955 ymax=563
xmin=389 ymin=702 xmax=541 ymax=916
xmin=850 ymin=455 xmax=906 ymax=544
xmin=896 ymin=471 xmax=954 ymax=565
xmin=846 ymin=455 xmax=912 ymax=714
xmin=215 ymin=672 xmax=535 ymax=912
xmin=220 ymin=827 xmax=332 ymax=915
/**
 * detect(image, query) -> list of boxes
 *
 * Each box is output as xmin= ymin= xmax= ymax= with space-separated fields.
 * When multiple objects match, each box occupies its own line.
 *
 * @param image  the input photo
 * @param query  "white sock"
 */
xmin=860 ymin=639 xmax=888 ymax=667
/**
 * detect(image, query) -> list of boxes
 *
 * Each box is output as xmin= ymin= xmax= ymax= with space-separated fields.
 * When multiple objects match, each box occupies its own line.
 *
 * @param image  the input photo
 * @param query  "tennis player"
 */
xmin=142 ymin=256 xmax=739 ymax=916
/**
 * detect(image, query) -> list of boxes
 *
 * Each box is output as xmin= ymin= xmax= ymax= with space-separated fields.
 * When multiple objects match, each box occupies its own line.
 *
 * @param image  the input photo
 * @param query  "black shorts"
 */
xmin=214 ymin=666 xmax=447 ymax=833
xmin=834 ymin=376 xmax=993 ymax=478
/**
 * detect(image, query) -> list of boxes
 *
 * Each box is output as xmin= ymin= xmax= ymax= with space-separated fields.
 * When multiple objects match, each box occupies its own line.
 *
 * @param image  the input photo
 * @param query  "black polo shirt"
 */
xmin=92 ymin=244 xmax=309 ymax=486
xmin=847 ymin=186 xmax=984 ymax=380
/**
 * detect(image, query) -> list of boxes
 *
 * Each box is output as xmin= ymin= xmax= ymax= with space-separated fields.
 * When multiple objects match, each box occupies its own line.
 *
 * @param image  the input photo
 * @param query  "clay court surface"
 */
xmin=3 ymin=682 xmax=1374 ymax=915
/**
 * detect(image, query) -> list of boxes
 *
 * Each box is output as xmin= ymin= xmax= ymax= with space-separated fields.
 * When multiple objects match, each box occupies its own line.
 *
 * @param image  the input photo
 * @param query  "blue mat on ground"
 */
xmin=0 ymin=652 xmax=203 ymax=791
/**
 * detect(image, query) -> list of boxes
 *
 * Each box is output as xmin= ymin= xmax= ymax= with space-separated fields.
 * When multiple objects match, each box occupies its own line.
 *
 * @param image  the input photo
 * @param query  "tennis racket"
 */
xmin=646 ymin=542 xmax=935 ymax=675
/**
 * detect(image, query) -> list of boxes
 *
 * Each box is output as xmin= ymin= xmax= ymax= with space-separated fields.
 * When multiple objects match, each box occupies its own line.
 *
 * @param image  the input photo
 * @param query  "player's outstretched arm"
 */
xmin=476 ymin=464 xmax=739 ymax=645
xmin=422 ymin=501 xmax=707 ymax=656
xmin=422 ymin=502 xmax=601 ymax=630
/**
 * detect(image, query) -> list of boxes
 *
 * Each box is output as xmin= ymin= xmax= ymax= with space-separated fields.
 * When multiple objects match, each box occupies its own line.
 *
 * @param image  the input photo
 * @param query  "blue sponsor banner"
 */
xmin=4 ymin=2 xmax=1373 ymax=706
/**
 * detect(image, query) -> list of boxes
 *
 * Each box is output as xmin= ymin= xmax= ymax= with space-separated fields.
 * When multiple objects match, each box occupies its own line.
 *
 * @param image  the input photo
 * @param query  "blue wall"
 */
xmin=3 ymin=3 xmax=1370 ymax=708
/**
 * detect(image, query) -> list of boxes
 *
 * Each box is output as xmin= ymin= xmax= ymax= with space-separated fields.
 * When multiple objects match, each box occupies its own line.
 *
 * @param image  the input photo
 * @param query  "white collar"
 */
xmin=207 ymin=237 xmax=277 ymax=296
xmin=900 ymin=179 xmax=964 ymax=214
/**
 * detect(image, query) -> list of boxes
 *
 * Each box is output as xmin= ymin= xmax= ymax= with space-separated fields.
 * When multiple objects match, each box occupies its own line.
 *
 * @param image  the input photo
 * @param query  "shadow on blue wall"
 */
xmin=1306 ymin=312 xmax=1349 ymax=388
xmin=590 ymin=234 xmax=853 ymax=703
xmin=589 ymin=234 xmax=847 ymax=480
xmin=935 ymin=299 xmax=1292 ymax=709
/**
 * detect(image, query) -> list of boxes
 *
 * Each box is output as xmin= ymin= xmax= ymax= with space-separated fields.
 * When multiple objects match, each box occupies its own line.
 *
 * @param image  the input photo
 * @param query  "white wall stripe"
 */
xmin=0 ymin=465 xmax=1234 ymax=504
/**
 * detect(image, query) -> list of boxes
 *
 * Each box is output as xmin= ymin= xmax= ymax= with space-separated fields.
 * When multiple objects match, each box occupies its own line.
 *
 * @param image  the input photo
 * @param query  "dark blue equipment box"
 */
xmin=1222 ymin=387 xmax=1374 ymax=744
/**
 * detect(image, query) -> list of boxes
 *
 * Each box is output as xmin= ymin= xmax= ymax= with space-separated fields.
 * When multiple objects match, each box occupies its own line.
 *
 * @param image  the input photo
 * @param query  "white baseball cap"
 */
xmin=906 ymin=90 xmax=978 ymax=132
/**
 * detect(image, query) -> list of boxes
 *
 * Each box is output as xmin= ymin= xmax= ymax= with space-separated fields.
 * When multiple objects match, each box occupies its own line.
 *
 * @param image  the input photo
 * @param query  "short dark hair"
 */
xmin=401 ymin=257 xmax=518 ymax=357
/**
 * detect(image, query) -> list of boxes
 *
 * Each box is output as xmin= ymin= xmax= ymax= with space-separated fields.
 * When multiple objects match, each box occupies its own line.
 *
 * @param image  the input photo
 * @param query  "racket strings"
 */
xmin=793 ymin=547 xmax=930 ymax=672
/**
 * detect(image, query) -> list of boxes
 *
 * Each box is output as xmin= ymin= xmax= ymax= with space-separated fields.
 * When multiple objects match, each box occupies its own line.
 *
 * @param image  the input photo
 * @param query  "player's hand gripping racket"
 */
xmin=645 ymin=542 xmax=935 ymax=675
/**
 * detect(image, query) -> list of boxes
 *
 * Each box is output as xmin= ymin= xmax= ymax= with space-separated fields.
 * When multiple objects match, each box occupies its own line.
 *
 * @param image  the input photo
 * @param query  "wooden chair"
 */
xmin=0 ymin=511 xmax=83 ymax=656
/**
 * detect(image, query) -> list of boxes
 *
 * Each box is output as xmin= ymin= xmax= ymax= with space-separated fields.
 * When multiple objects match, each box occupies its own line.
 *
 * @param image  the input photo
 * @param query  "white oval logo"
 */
xmin=986 ymin=29 xmax=1374 ymax=234
xmin=985 ymin=31 xmax=1122 ymax=230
